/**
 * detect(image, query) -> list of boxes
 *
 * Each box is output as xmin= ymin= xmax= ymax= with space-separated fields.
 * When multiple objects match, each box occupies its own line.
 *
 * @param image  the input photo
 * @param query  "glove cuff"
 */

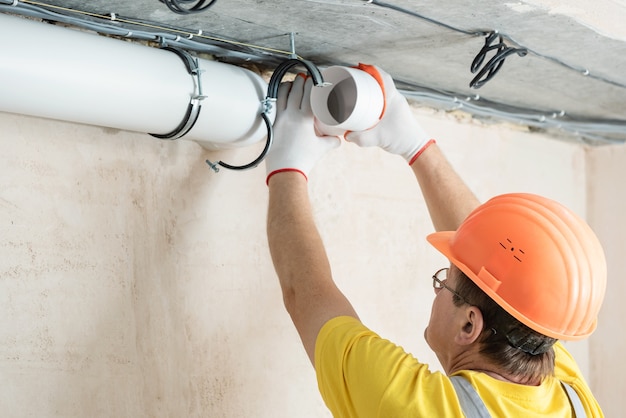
xmin=408 ymin=139 xmax=436 ymax=166
xmin=266 ymin=168 xmax=308 ymax=186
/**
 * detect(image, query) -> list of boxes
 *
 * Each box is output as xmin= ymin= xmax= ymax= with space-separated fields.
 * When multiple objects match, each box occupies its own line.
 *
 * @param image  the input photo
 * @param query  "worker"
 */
xmin=264 ymin=67 xmax=606 ymax=417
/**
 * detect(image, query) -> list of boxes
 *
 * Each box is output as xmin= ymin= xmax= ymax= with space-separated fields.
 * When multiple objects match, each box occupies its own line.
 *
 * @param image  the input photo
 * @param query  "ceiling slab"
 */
xmin=3 ymin=0 xmax=626 ymax=143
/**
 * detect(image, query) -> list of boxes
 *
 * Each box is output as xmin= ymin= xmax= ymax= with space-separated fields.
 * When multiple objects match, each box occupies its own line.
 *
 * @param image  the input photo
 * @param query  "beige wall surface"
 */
xmin=586 ymin=144 xmax=626 ymax=418
xmin=0 ymin=109 xmax=620 ymax=417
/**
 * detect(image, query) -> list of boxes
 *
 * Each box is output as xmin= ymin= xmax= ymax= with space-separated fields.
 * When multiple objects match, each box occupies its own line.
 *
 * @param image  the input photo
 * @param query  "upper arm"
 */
xmin=285 ymin=281 xmax=358 ymax=365
xmin=411 ymin=143 xmax=480 ymax=232
xmin=267 ymin=173 xmax=358 ymax=365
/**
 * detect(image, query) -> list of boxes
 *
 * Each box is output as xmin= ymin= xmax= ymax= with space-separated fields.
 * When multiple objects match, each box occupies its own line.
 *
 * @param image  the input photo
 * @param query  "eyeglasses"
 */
xmin=432 ymin=267 xmax=469 ymax=304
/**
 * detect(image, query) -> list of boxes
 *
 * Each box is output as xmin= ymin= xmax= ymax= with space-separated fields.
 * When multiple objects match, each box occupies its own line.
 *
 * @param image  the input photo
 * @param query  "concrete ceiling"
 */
xmin=6 ymin=0 xmax=626 ymax=143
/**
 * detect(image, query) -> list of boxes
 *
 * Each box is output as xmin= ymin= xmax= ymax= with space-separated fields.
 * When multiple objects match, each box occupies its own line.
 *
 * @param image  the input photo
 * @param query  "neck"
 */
xmin=479 ymin=369 xmax=541 ymax=386
xmin=446 ymin=354 xmax=541 ymax=386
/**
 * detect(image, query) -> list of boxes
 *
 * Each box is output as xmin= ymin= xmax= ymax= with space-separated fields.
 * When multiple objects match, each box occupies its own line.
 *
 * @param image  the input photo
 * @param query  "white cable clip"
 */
xmin=262 ymin=97 xmax=276 ymax=115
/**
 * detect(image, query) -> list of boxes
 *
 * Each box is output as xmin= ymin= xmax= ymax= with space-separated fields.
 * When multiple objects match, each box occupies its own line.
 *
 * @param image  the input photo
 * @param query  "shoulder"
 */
xmin=553 ymin=341 xmax=586 ymax=382
xmin=315 ymin=316 xmax=418 ymax=369
xmin=314 ymin=316 xmax=384 ymax=371
xmin=315 ymin=316 xmax=461 ymax=417
xmin=553 ymin=342 xmax=604 ymax=417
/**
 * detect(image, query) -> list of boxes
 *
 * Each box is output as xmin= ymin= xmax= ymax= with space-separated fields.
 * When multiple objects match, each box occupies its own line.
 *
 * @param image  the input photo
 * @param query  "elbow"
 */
xmin=281 ymin=285 xmax=297 ymax=317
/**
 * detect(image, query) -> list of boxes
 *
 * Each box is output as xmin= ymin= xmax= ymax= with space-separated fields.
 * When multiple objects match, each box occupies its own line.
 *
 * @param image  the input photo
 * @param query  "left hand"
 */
xmin=344 ymin=64 xmax=432 ymax=165
xmin=265 ymin=75 xmax=341 ymax=184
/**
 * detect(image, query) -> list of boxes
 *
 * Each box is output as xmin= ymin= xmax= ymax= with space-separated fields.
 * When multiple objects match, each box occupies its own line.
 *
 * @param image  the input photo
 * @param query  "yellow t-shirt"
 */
xmin=315 ymin=316 xmax=603 ymax=417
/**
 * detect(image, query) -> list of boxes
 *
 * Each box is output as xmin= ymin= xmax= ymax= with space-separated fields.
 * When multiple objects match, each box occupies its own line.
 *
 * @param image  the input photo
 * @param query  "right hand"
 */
xmin=265 ymin=75 xmax=341 ymax=184
xmin=345 ymin=64 xmax=432 ymax=165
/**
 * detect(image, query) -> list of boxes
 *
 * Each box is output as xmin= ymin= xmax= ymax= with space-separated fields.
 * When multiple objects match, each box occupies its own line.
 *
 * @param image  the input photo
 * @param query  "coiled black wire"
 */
xmin=368 ymin=2 xmax=528 ymax=89
xmin=159 ymin=0 xmax=218 ymax=14
xmin=469 ymin=31 xmax=528 ymax=89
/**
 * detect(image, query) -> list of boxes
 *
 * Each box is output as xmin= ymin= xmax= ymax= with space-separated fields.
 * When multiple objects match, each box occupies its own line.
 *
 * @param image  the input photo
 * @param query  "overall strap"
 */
xmin=450 ymin=376 xmax=587 ymax=418
xmin=561 ymin=382 xmax=587 ymax=418
xmin=449 ymin=376 xmax=491 ymax=418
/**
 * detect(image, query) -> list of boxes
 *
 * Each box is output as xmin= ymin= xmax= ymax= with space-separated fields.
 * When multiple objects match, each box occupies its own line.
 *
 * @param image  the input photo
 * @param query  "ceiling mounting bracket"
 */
xmin=289 ymin=32 xmax=297 ymax=59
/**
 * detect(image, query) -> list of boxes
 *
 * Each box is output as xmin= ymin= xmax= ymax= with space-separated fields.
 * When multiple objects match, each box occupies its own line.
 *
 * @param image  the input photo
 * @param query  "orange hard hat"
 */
xmin=427 ymin=193 xmax=606 ymax=340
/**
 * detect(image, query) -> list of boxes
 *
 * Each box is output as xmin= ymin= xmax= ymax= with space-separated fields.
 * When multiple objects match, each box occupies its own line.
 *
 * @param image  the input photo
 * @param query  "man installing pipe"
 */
xmin=264 ymin=67 xmax=606 ymax=417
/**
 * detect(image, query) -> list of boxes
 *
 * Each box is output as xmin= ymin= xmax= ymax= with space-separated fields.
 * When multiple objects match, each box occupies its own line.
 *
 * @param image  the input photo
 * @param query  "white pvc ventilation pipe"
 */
xmin=0 ymin=13 xmax=274 ymax=151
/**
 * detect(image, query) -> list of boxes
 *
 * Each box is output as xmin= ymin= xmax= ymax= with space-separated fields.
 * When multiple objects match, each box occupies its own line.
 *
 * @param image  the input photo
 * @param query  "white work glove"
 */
xmin=345 ymin=64 xmax=434 ymax=165
xmin=265 ymin=75 xmax=341 ymax=184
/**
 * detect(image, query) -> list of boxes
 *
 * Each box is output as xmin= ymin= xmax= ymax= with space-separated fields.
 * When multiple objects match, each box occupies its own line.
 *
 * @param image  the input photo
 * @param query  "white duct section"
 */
xmin=0 ymin=13 xmax=274 ymax=150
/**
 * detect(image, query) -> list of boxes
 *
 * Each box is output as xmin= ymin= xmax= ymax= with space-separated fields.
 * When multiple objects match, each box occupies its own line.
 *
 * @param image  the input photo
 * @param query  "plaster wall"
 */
xmin=586 ymin=144 xmax=626 ymax=418
xmin=0 ymin=108 xmax=619 ymax=417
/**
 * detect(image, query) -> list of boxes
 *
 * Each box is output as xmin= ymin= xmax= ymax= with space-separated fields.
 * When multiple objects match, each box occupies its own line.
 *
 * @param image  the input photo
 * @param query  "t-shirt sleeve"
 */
xmin=314 ymin=316 xmax=460 ymax=418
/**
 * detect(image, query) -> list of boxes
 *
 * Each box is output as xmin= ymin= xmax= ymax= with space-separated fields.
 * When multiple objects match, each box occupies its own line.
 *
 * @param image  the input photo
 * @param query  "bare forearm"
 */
xmin=267 ymin=172 xmax=357 ymax=363
xmin=267 ymin=173 xmax=332 ymax=298
xmin=411 ymin=143 xmax=480 ymax=231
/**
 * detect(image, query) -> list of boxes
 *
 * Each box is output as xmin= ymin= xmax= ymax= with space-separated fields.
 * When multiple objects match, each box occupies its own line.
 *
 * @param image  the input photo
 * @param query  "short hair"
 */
xmin=452 ymin=269 xmax=557 ymax=383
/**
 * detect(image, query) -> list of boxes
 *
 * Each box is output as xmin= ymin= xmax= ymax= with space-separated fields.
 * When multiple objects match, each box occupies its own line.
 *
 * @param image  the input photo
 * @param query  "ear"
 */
xmin=454 ymin=306 xmax=484 ymax=346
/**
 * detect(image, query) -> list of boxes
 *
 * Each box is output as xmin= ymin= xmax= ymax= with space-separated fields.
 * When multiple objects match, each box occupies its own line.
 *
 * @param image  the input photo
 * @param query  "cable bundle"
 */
xmin=470 ymin=32 xmax=528 ymax=89
xmin=159 ymin=0 xmax=218 ymax=14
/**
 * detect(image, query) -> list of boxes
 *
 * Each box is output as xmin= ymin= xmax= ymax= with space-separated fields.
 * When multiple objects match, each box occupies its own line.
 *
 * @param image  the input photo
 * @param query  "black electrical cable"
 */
xmin=207 ymin=58 xmax=325 ymax=172
xmin=265 ymin=58 xmax=325 ymax=100
xmin=368 ymin=0 xmax=481 ymax=36
xmin=151 ymin=55 xmax=326 ymax=172
xmin=470 ymin=31 xmax=528 ymax=89
xmin=159 ymin=0 xmax=218 ymax=15
xmin=209 ymin=112 xmax=274 ymax=171
xmin=366 ymin=2 xmax=529 ymax=89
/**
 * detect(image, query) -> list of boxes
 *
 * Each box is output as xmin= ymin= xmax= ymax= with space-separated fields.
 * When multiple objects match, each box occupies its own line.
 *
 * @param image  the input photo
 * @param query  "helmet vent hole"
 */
xmin=500 ymin=238 xmax=525 ymax=262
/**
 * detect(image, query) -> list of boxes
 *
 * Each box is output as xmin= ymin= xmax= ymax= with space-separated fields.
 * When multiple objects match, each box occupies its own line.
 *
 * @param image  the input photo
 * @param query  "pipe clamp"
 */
xmin=149 ymin=47 xmax=205 ymax=140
